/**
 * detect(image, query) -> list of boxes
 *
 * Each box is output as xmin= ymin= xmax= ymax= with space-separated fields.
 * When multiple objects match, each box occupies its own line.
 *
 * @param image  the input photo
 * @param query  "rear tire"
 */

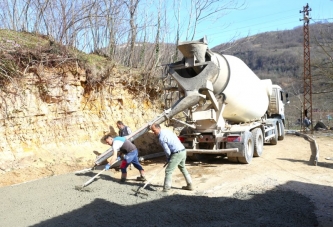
xmin=278 ymin=122 xmax=285 ymax=141
xmin=270 ymin=124 xmax=278 ymax=145
xmin=252 ymin=128 xmax=263 ymax=157
xmin=238 ymin=131 xmax=254 ymax=164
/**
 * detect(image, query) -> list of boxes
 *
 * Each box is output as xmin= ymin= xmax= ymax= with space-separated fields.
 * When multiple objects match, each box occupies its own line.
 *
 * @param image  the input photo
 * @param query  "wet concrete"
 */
xmin=1 ymin=169 xmax=318 ymax=227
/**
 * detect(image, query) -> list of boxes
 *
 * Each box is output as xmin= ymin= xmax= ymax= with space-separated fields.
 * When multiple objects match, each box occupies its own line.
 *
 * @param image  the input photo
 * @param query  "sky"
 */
xmin=191 ymin=0 xmax=333 ymax=48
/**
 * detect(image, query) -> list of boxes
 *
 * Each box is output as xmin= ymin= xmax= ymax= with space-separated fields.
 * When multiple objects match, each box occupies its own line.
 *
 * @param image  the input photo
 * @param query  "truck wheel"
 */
xmin=252 ymin=128 xmax=263 ymax=157
xmin=277 ymin=122 xmax=285 ymax=141
xmin=238 ymin=131 xmax=254 ymax=164
xmin=270 ymin=124 xmax=278 ymax=145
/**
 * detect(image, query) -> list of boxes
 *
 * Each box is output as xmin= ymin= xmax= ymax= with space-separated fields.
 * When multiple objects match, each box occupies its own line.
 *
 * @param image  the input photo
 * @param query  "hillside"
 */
xmin=212 ymin=22 xmax=332 ymax=81
xmin=212 ymin=22 xmax=333 ymax=126
xmin=0 ymin=30 xmax=163 ymax=174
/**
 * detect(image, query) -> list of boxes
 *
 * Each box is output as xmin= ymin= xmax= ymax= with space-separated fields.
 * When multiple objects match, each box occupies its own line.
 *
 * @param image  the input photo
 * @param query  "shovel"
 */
xmin=132 ymin=161 xmax=168 ymax=197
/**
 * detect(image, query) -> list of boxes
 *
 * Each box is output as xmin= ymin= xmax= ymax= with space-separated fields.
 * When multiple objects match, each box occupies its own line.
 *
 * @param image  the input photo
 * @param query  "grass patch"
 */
xmin=0 ymin=29 xmax=115 ymax=70
xmin=0 ymin=29 xmax=49 ymax=50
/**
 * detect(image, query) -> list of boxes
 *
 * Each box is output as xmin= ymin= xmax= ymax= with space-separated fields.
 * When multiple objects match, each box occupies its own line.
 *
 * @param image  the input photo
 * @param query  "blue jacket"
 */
xmin=158 ymin=129 xmax=185 ymax=158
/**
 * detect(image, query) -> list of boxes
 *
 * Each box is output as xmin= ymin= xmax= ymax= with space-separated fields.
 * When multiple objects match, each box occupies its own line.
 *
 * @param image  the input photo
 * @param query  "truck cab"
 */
xmin=268 ymin=84 xmax=289 ymax=124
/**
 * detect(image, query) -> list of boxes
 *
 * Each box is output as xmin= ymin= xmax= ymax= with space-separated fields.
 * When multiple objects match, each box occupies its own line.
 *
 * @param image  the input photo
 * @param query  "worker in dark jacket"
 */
xmin=104 ymin=135 xmax=146 ymax=182
xmin=117 ymin=121 xmax=132 ymax=137
xmin=150 ymin=123 xmax=193 ymax=192
xmin=93 ymin=122 xmax=132 ymax=157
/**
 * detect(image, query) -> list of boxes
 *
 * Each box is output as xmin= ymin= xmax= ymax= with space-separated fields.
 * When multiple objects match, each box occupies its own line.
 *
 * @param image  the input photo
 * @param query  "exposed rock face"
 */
xmin=0 ymin=65 xmax=163 ymax=172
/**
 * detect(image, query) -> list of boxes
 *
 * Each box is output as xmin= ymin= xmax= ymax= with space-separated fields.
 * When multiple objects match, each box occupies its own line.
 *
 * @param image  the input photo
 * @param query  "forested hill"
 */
xmin=212 ymin=22 xmax=333 ymax=90
xmin=212 ymin=22 xmax=333 ymax=123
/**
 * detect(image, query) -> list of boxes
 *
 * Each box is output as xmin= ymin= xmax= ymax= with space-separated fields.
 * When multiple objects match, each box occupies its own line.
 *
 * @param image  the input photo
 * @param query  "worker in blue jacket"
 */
xmin=104 ymin=135 xmax=146 ymax=182
xmin=150 ymin=123 xmax=193 ymax=192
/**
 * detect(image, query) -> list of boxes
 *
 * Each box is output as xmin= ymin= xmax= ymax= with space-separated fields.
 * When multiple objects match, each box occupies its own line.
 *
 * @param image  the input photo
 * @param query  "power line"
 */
xmin=185 ymin=2 xmax=328 ymax=35
xmin=226 ymin=8 xmax=300 ymax=25
xmin=201 ymin=16 xmax=333 ymax=43
xmin=199 ymin=16 xmax=301 ymax=41
xmin=312 ymin=18 xmax=333 ymax=22
xmin=193 ymin=2 xmax=333 ymax=46
xmin=204 ymin=15 xmax=298 ymax=36
xmin=196 ymin=8 xmax=302 ymax=39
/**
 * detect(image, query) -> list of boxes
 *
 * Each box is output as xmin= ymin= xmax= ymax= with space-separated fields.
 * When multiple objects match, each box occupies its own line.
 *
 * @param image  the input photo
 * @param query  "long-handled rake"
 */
xmin=74 ymin=165 xmax=96 ymax=174
xmin=75 ymin=160 xmax=117 ymax=191
xmin=132 ymin=162 xmax=168 ymax=197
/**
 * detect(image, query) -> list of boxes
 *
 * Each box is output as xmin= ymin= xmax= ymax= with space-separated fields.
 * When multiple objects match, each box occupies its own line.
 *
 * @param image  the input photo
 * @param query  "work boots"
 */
xmin=163 ymin=175 xmax=172 ymax=191
xmin=120 ymin=173 xmax=127 ymax=182
xmin=162 ymin=187 xmax=171 ymax=192
xmin=182 ymin=174 xmax=193 ymax=190
xmin=136 ymin=176 xmax=146 ymax=181
xmin=182 ymin=184 xmax=193 ymax=191
xmin=137 ymin=170 xmax=146 ymax=181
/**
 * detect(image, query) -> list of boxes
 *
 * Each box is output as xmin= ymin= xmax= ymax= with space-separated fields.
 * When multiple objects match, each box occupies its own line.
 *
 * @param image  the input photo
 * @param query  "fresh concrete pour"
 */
xmin=1 ymin=167 xmax=318 ymax=227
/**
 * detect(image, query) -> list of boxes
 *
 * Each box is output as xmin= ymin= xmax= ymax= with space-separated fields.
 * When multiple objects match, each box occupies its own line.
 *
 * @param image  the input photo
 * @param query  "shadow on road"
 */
xmin=30 ymin=182 xmax=320 ymax=227
xmin=278 ymin=158 xmax=333 ymax=169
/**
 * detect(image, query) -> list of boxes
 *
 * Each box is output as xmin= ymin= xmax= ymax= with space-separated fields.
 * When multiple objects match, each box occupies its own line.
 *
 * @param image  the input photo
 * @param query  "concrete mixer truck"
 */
xmin=95 ymin=37 xmax=289 ymax=165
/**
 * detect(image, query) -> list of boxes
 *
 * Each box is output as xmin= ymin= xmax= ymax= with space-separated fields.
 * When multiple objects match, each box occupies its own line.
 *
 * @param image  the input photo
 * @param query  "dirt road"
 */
xmin=1 ymin=132 xmax=332 ymax=227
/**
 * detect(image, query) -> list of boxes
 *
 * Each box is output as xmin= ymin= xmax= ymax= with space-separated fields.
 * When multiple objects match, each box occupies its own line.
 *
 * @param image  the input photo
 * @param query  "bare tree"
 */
xmin=183 ymin=0 xmax=245 ymax=41
xmin=123 ymin=0 xmax=141 ymax=67
xmin=32 ymin=0 xmax=50 ymax=35
xmin=14 ymin=0 xmax=33 ymax=32
xmin=104 ymin=0 xmax=122 ymax=59
xmin=0 ymin=0 xmax=245 ymax=67
xmin=0 ymin=0 xmax=19 ymax=30
xmin=173 ymin=0 xmax=182 ymax=61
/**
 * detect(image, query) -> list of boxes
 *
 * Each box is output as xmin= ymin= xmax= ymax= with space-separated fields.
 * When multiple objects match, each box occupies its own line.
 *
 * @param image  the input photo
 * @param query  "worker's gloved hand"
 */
xmin=105 ymin=163 xmax=111 ymax=170
xmin=116 ymin=156 xmax=121 ymax=161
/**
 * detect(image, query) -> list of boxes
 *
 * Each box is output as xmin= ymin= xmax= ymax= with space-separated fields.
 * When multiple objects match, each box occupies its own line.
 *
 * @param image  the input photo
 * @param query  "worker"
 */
xmin=304 ymin=117 xmax=311 ymax=129
xmin=150 ymin=123 xmax=193 ymax=192
xmin=104 ymin=135 xmax=146 ymax=182
xmin=116 ymin=120 xmax=134 ymax=170
xmin=117 ymin=121 xmax=132 ymax=137
xmin=92 ymin=121 xmax=132 ymax=158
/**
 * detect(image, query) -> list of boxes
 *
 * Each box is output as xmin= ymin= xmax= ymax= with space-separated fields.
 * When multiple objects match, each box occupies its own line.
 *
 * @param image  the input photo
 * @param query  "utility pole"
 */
xmin=299 ymin=3 xmax=313 ymax=133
